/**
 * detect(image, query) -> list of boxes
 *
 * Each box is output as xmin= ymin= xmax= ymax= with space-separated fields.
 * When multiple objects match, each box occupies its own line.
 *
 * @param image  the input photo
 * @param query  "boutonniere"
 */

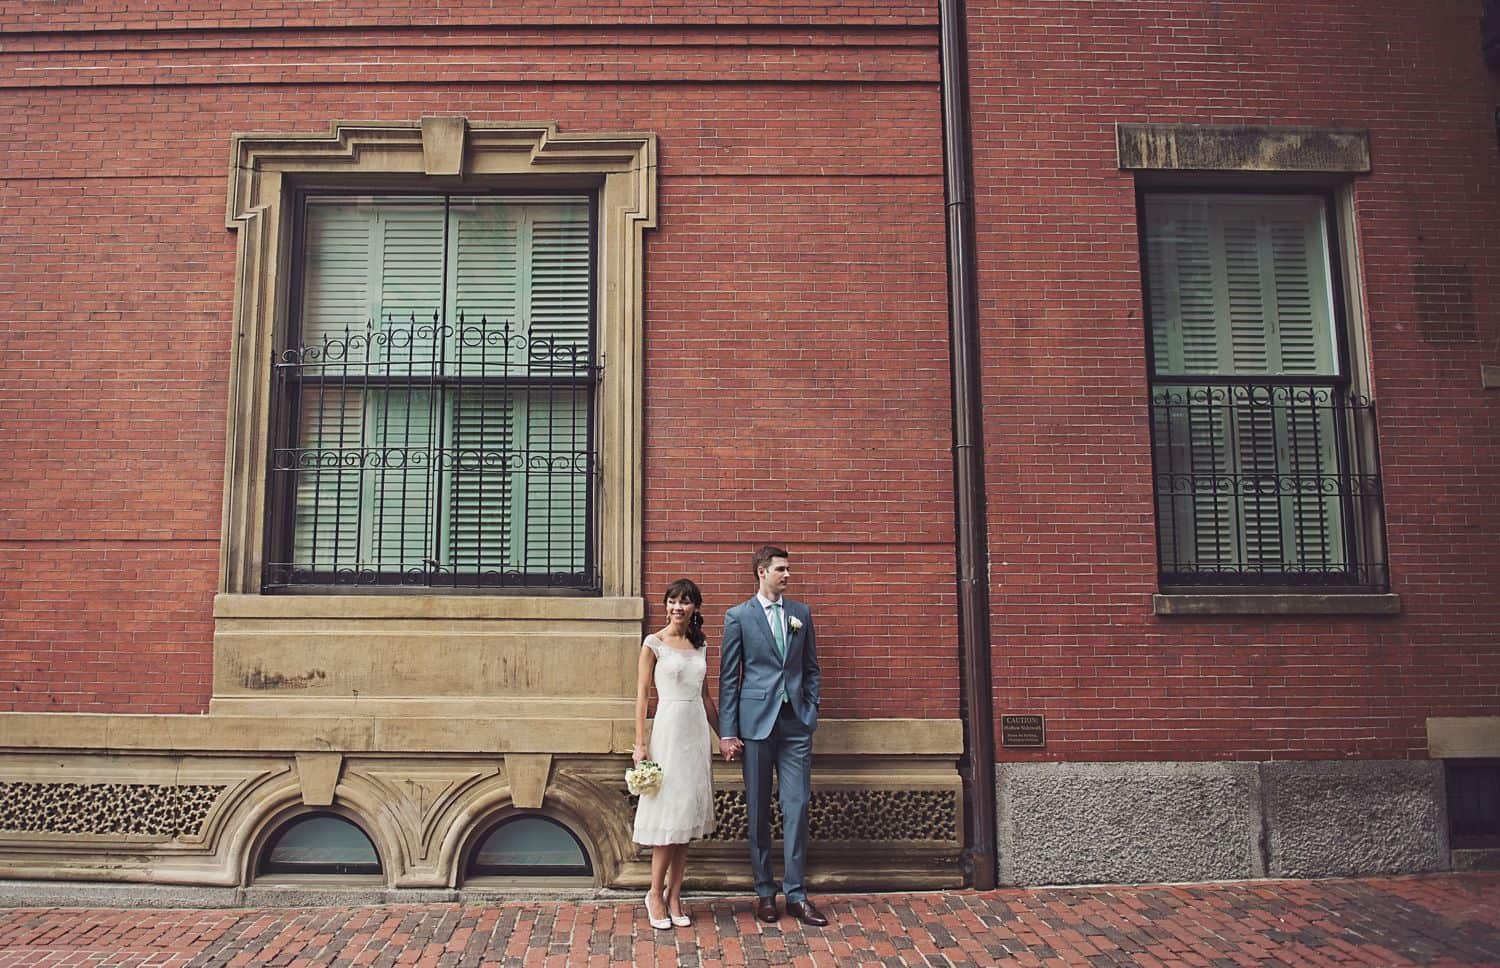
xmin=788 ymin=616 xmax=803 ymax=632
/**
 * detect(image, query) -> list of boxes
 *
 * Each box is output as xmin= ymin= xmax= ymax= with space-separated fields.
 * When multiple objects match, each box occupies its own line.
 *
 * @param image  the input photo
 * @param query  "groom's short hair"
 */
xmin=752 ymin=544 xmax=789 ymax=577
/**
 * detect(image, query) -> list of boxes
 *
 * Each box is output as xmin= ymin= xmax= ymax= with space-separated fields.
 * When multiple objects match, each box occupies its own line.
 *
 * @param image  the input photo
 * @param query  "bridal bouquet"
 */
xmin=625 ymin=760 xmax=663 ymax=796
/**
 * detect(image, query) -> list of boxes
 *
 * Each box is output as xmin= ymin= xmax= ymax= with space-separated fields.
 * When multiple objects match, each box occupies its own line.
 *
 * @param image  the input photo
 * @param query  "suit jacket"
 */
xmin=718 ymin=596 xmax=820 ymax=742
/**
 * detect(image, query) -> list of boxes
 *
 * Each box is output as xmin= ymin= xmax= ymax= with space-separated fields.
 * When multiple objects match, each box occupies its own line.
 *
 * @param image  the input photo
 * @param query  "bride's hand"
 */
xmin=633 ymin=743 xmax=647 ymax=765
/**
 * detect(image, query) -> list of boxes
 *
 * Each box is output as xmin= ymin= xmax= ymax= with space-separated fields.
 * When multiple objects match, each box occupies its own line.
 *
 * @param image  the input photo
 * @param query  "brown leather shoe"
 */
xmin=786 ymin=898 xmax=829 ymax=927
xmin=755 ymin=895 xmax=779 ymax=922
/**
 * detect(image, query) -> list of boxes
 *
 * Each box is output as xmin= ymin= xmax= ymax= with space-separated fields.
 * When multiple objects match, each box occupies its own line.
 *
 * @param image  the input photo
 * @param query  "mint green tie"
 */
xmin=771 ymin=602 xmax=787 ymax=661
xmin=771 ymin=602 xmax=790 ymax=703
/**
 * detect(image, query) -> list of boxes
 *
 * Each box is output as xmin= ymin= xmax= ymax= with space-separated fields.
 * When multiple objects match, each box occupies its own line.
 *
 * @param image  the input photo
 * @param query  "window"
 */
xmin=223 ymin=119 xmax=654 ymax=610
xmin=258 ymin=813 xmax=382 ymax=876
xmin=466 ymin=814 xmax=593 ymax=878
xmin=1142 ymin=191 xmax=1386 ymax=589
xmin=264 ymin=194 xmax=597 ymax=592
xmin=1446 ymin=759 xmax=1500 ymax=849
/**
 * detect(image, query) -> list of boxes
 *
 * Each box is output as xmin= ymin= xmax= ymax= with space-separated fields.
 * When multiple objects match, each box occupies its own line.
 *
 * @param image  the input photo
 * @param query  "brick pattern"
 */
xmin=0 ymin=2 xmax=937 ymax=32
xmin=0 ymin=9 xmax=954 ymax=719
xmin=2 ymin=0 xmax=1497 ymax=757
xmin=0 ymin=874 xmax=1496 ymax=966
xmin=968 ymin=0 xmax=1500 ymax=760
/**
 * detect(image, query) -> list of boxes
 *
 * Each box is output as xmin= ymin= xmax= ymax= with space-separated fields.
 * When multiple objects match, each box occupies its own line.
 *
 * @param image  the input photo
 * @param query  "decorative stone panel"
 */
xmin=0 ymin=782 xmax=226 ymax=838
xmin=703 ymin=789 xmax=958 ymax=843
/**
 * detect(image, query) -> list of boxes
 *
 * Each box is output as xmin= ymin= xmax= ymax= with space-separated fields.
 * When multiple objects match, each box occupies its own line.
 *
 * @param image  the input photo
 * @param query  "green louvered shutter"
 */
xmin=443 ymin=199 xmax=592 ymax=578
xmin=448 ymin=388 xmax=516 ymax=574
xmin=292 ymin=200 xmax=445 ymax=573
xmin=1264 ymin=205 xmax=1345 ymax=573
xmin=445 ymin=200 xmax=525 ymax=574
xmin=291 ymin=387 xmax=363 ymax=572
xmin=368 ymin=202 xmax=444 ymax=572
xmin=521 ymin=203 xmax=592 ymax=577
xmin=373 ymin=201 xmax=445 ymax=374
xmin=366 ymin=387 xmax=436 ymax=571
xmin=1147 ymin=200 xmax=1237 ymax=571
xmin=1220 ymin=208 xmax=1284 ymax=570
xmin=449 ymin=200 xmax=524 ymax=369
xmin=292 ymin=203 xmax=373 ymax=572
xmin=1146 ymin=194 xmax=1345 ymax=579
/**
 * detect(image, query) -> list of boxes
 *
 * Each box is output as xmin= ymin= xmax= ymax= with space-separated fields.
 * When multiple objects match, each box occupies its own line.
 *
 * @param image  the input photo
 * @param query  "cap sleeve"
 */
xmin=642 ymin=634 xmax=660 ymax=655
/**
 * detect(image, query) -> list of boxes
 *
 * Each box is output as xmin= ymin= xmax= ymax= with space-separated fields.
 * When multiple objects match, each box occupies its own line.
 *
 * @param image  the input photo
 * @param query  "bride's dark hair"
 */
xmin=664 ymin=578 xmax=707 ymax=650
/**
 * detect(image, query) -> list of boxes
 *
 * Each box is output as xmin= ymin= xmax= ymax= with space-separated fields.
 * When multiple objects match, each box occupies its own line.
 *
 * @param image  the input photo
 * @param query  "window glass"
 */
xmin=1144 ymin=194 xmax=1340 ymax=378
xmin=260 ymin=814 xmax=381 ymax=875
xmin=469 ymin=815 xmax=592 ymax=876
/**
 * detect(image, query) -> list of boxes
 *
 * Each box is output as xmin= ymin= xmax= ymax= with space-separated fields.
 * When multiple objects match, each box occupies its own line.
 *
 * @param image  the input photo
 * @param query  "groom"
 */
xmin=718 ymin=545 xmax=828 ymax=927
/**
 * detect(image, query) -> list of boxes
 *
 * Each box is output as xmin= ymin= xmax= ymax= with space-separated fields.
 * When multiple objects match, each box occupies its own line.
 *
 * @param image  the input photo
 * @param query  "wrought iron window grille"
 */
xmin=1149 ymin=375 xmax=1388 ymax=590
xmin=264 ymin=310 xmax=599 ymax=593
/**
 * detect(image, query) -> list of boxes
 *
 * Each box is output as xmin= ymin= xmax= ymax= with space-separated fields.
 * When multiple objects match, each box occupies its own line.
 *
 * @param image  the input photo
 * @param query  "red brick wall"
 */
xmin=969 ymin=0 xmax=1500 ymax=760
xmin=0 ymin=6 xmax=959 ymax=717
xmin=7 ymin=1 xmax=1493 ymax=745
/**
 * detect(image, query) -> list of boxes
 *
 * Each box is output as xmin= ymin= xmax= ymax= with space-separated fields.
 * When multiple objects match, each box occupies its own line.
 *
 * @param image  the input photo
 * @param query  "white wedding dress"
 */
xmin=632 ymin=634 xmax=716 ymax=845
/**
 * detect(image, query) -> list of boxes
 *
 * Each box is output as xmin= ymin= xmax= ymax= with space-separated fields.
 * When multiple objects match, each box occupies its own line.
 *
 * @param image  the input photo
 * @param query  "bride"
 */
xmin=632 ymin=578 xmax=719 ymax=929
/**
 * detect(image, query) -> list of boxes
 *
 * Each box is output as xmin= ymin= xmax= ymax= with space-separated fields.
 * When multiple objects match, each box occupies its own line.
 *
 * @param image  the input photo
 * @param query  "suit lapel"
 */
xmin=780 ymin=600 xmax=798 ymax=661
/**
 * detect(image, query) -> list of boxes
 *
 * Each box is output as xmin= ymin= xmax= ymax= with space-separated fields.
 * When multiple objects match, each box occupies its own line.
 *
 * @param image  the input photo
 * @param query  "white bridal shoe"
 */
xmin=644 ymin=893 xmax=671 ymax=930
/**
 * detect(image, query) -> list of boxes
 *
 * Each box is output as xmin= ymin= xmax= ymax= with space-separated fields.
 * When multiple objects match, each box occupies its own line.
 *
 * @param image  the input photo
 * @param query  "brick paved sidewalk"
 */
xmin=1 ymin=874 xmax=1497 ymax=967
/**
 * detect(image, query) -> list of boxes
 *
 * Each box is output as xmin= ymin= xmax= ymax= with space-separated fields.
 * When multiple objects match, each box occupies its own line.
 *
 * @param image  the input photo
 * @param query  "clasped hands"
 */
xmin=638 ymin=738 xmax=743 ymax=762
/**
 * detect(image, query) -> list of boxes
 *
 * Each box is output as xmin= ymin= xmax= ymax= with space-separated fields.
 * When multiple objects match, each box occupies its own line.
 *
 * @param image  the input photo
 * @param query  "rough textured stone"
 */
xmin=1116 ymin=122 xmax=1371 ymax=172
xmin=240 ymin=886 xmax=389 ymax=907
xmin=385 ymin=888 xmax=461 ymax=904
xmin=1264 ymin=760 xmax=1448 ymax=877
xmin=0 ymin=880 xmax=240 ymax=909
xmin=997 ymin=762 xmax=1261 ymax=885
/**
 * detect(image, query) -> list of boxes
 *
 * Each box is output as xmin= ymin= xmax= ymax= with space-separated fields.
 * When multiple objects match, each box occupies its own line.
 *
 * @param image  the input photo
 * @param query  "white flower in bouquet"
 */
xmin=625 ymin=760 xmax=663 ymax=796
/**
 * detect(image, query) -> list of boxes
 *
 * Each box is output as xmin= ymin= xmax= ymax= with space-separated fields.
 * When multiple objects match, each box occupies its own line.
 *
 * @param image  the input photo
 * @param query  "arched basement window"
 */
xmin=258 ymin=812 xmax=382 ymax=876
xmin=467 ymin=814 xmax=592 ymax=877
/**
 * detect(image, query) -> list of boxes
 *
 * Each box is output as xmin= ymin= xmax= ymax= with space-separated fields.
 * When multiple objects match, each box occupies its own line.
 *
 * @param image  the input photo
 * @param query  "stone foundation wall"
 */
xmin=998 ymin=759 xmax=1449 ymax=885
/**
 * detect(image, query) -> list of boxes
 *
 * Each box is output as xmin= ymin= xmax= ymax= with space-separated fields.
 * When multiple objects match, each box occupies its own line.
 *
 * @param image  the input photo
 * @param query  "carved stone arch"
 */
xmin=232 ymin=775 xmax=400 ymax=886
xmin=200 ymin=765 xmax=302 ymax=886
xmin=437 ymin=768 xmax=633 ymax=887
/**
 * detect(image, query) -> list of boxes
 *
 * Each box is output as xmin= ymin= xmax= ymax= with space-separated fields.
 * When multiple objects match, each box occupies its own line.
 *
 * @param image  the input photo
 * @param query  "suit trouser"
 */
xmin=742 ymin=702 xmax=813 ymax=902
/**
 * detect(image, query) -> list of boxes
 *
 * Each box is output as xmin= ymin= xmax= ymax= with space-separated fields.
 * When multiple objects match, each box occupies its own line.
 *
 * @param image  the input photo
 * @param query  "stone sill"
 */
xmin=214 ymin=593 xmax=642 ymax=622
xmin=1153 ymin=593 xmax=1401 ymax=617
xmin=0 ymin=714 xmax=962 ymax=757
xmin=1427 ymin=716 xmax=1500 ymax=758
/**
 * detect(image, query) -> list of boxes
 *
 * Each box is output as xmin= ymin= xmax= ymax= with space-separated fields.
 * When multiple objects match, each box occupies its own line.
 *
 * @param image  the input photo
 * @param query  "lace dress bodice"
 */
xmin=649 ymin=635 xmax=707 ymax=702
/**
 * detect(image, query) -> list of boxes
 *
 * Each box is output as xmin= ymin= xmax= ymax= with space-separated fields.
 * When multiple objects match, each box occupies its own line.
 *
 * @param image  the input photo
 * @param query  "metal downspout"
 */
xmin=938 ymin=0 xmax=998 ymax=890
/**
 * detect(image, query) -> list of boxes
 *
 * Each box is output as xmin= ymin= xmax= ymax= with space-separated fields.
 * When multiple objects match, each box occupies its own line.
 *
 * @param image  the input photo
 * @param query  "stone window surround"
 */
xmin=215 ymin=117 xmax=658 ymax=720
xmin=221 ymin=116 xmax=655 ymax=603
xmin=1119 ymin=123 xmax=1399 ymax=618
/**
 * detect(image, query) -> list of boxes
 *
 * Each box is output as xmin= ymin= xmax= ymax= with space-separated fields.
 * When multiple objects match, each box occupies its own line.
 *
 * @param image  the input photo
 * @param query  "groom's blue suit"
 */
xmin=719 ymin=595 xmax=820 ymax=902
